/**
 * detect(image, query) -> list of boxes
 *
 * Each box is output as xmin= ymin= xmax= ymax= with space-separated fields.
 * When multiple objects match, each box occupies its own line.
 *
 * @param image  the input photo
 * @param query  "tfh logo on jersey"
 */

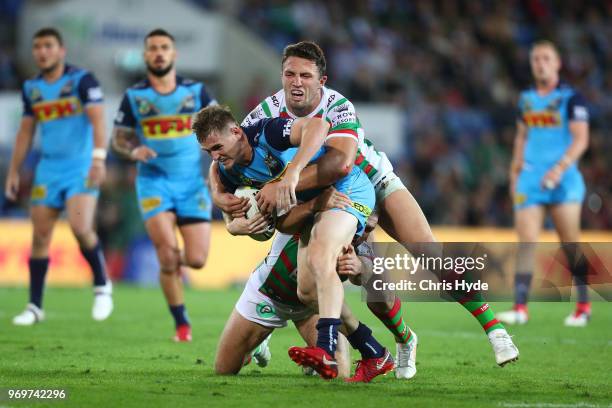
xmin=32 ymin=97 xmax=82 ymax=122
xmin=523 ymin=111 xmax=561 ymax=127
xmin=141 ymin=114 xmax=193 ymax=139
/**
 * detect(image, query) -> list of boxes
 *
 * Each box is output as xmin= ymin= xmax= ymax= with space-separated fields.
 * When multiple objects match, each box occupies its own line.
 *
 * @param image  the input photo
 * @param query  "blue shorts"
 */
xmin=31 ymin=159 xmax=98 ymax=209
xmin=298 ymin=166 xmax=375 ymax=236
xmin=136 ymin=174 xmax=212 ymax=222
xmin=514 ymin=165 xmax=585 ymax=210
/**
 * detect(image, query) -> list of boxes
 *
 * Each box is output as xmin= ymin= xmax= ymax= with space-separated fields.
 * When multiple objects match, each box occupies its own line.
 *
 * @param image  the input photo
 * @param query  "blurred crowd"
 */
xmin=1 ymin=0 xmax=610 ymax=253
xmin=235 ymin=0 xmax=612 ymax=229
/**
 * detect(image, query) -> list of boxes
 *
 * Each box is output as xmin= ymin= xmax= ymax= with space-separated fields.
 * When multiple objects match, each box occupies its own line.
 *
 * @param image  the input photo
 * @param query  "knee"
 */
xmin=32 ymin=228 xmax=53 ymax=250
xmin=367 ymin=300 xmax=394 ymax=315
xmin=157 ymin=245 xmax=181 ymax=274
xmin=297 ymin=288 xmax=317 ymax=308
xmin=184 ymin=251 xmax=208 ymax=269
xmin=306 ymin=244 xmax=334 ymax=277
xmin=214 ymin=359 xmax=240 ymax=375
xmin=71 ymin=224 xmax=94 ymax=245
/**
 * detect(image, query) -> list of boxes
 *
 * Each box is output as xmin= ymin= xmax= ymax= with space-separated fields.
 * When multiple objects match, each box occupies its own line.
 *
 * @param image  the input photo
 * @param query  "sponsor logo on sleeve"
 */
xmin=282 ymin=119 xmax=294 ymax=138
xmin=573 ymin=106 xmax=588 ymax=121
xmin=87 ymin=87 xmax=103 ymax=101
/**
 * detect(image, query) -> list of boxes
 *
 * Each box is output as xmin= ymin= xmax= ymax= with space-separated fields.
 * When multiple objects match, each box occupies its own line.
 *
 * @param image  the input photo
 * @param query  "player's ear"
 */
xmin=320 ymin=75 xmax=327 ymax=86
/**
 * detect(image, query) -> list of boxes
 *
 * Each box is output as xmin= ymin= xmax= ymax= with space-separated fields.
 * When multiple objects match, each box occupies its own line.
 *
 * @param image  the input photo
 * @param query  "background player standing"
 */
xmin=111 ymin=29 xmax=216 ymax=342
xmin=497 ymin=40 xmax=591 ymax=327
xmin=5 ymin=27 xmax=112 ymax=325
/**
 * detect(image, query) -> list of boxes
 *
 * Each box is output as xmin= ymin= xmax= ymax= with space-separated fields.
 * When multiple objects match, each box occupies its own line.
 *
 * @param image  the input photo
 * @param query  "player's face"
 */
xmin=200 ymin=125 xmax=245 ymax=170
xmin=32 ymin=36 xmax=65 ymax=73
xmin=282 ymin=57 xmax=327 ymax=114
xmin=144 ymin=36 xmax=176 ymax=77
xmin=530 ymin=46 xmax=560 ymax=84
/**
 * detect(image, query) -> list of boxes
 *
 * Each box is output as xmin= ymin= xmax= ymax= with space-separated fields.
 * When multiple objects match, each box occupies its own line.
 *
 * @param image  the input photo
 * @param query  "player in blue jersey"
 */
xmin=111 ymin=29 xmax=216 ymax=342
xmin=193 ymin=105 xmax=376 ymax=379
xmin=211 ymin=41 xmax=518 ymax=372
xmin=497 ymin=41 xmax=591 ymax=327
xmin=5 ymin=28 xmax=112 ymax=325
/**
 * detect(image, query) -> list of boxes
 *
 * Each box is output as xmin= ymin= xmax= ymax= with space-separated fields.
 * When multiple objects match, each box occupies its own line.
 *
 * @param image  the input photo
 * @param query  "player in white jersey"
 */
xmin=212 ymin=41 xmax=518 ymax=370
xmin=215 ymin=188 xmax=394 ymax=382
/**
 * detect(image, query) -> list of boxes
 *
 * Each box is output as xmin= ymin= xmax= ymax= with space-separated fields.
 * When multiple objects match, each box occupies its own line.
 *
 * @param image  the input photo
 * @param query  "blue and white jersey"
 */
xmin=517 ymin=81 xmax=589 ymax=169
xmin=114 ymin=76 xmax=216 ymax=178
xmin=22 ymin=64 xmax=103 ymax=164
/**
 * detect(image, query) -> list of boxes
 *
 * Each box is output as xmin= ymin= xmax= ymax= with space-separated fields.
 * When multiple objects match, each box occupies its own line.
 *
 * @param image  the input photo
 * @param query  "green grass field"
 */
xmin=0 ymin=286 xmax=610 ymax=408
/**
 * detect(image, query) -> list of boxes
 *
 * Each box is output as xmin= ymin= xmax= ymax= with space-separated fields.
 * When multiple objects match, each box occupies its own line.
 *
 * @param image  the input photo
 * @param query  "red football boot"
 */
xmin=345 ymin=349 xmax=394 ymax=383
xmin=288 ymin=346 xmax=338 ymax=379
xmin=173 ymin=324 xmax=192 ymax=342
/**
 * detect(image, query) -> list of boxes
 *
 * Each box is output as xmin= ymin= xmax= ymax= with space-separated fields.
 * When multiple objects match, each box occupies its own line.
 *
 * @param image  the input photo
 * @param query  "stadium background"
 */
xmin=0 ymin=0 xmax=610 ymax=288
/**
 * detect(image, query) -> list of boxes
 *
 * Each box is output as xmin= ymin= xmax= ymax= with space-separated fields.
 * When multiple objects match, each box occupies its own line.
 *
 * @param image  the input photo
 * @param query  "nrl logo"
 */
xmin=135 ymin=97 xmax=158 ymax=116
xmin=546 ymin=98 xmax=561 ymax=111
xmin=60 ymin=80 xmax=73 ymax=97
xmin=30 ymin=88 xmax=42 ymax=103
xmin=522 ymin=98 xmax=532 ymax=112
xmin=178 ymin=94 xmax=195 ymax=112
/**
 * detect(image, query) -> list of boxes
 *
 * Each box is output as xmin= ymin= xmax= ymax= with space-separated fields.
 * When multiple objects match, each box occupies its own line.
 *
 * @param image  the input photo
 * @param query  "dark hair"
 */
xmin=282 ymin=41 xmax=326 ymax=77
xmin=33 ymin=27 xmax=63 ymax=46
xmin=192 ymin=105 xmax=237 ymax=143
xmin=145 ymin=28 xmax=175 ymax=44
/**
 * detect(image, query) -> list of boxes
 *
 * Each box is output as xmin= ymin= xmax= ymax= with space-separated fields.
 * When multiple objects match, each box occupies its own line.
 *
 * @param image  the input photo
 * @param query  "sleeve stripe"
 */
xmin=261 ymin=101 xmax=273 ymax=117
xmin=328 ymin=129 xmax=358 ymax=138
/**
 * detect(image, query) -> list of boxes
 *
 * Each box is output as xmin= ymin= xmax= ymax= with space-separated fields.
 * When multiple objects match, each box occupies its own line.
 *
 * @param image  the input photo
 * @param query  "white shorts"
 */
xmin=235 ymin=270 xmax=313 ymax=329
xmin=374 ymin=171 xmax=408 ymax=203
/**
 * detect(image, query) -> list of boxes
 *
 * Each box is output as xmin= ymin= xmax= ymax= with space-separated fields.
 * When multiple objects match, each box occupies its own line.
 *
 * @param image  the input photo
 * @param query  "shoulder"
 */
xmin=65 ymin=64 xmax=92 ymax=81
xmin=177 ymin=76 xmax=200 ymax=89
xmin=324 ymin=87 xmax=353 ymax=110
xmin=129 ymin=78 xmax=151 ymax=91
xmin=241 ymin=119 xmax=268 ymax=145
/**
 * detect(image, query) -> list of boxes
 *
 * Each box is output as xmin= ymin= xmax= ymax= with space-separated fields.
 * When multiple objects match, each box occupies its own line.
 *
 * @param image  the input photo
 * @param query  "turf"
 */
xmin=0 ymin=286 xmax=610 ymax=408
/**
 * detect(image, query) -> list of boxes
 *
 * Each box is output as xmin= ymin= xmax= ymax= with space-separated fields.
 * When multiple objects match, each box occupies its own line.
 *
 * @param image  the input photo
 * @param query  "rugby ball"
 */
xmin=233 ymin=186 xmax=276 ymax=241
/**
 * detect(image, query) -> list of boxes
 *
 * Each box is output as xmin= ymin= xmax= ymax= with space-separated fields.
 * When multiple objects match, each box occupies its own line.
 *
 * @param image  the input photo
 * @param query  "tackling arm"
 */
xmin=295 ymin=137 xmax=358 ymax=191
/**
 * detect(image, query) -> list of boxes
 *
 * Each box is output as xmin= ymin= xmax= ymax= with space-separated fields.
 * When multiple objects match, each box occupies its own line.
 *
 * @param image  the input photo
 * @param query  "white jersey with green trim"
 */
xmin=242 ymin=86 xmax=394 ymax=186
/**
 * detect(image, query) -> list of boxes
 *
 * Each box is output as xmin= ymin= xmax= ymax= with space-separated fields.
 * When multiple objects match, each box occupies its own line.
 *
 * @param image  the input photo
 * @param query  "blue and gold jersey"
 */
xmin=114 ymin=76 xmax=216 ymax=177
xmin=22 ymin=64 xmax=103 ymax=163
xmin=218 ymin=117 xmax=375 ymax=235
xmin=217 ymin=118 xmax=324 ymax=193
xmin=517 ymin=82 xmax=589 ymax=169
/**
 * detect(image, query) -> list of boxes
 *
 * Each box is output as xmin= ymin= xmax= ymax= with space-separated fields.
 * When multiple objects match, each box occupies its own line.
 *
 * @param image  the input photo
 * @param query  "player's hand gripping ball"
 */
xmin=234 ymin=186 xmax=276 ymax=241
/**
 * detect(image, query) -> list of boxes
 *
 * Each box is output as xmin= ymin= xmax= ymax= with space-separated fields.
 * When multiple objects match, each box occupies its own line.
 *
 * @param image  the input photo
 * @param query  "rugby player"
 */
xmin=497 ymin=41 xmax=591 ymax=327
xmin=111 ymin=29 xmax=215 ymax=341
xmin=6 ymin=27 xmax=112 ymax=325
xmin=193 ymin=105 xmax=378 ymax=379
xmin=214 ymin=41 xmax=518 ymax=371
xmin=215 ymin=188 xmax=392 ymax=382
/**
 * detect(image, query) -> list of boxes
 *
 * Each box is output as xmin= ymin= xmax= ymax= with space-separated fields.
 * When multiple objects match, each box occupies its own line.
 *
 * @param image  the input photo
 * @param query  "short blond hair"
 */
xmin=192 ymin=105 xmax=237 ymax=144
